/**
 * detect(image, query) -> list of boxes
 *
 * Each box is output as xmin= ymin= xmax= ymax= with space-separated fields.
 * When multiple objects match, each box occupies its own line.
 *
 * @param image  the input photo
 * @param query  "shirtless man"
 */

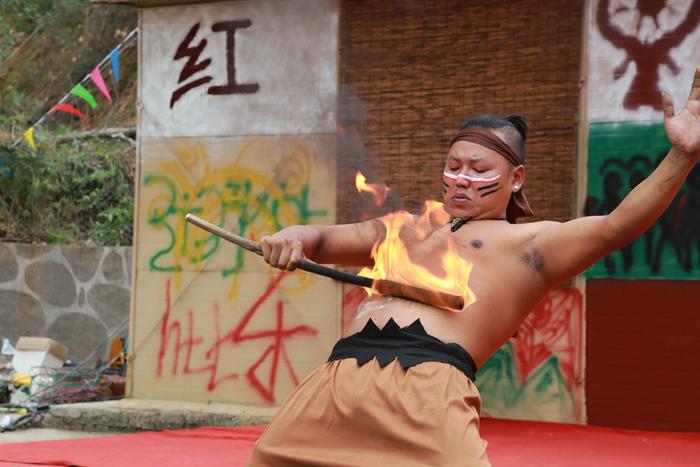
xmin=248 ymin=68 xmax=700 ymax=466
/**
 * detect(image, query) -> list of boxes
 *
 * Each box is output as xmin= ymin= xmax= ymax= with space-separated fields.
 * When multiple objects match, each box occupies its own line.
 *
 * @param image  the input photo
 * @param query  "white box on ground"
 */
xmin=11 ymin=337 xmax=69 ymax=374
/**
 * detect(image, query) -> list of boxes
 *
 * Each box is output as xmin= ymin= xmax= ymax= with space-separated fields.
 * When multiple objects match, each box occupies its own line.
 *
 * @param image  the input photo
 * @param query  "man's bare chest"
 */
xmin=396 ymin=222 xmax=513 ymax=276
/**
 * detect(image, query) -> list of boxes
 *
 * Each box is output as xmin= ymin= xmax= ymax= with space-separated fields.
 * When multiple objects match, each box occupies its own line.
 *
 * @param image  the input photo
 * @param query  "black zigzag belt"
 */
xmin=328 ymin=318 xmax=477 ymax=382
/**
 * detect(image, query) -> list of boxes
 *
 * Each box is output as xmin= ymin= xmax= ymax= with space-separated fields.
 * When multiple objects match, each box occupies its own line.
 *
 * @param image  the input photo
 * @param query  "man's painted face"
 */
xmin=442 ymin=140 xmax=517 ymax=219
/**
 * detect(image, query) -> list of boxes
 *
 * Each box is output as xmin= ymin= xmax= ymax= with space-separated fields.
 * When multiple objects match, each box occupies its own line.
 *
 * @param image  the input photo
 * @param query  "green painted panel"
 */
xmin=585 ymin=121 xmax=700 ymax=279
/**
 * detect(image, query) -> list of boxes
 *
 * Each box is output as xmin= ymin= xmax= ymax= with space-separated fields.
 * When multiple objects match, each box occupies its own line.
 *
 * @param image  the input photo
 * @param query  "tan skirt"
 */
xmin=248 ymin=358 xmax=490 ymax=466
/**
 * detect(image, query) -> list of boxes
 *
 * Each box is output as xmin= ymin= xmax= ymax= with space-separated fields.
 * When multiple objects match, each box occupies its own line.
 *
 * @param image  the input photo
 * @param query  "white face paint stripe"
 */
xmin=443 ymin=171 xmax=501 ymax=183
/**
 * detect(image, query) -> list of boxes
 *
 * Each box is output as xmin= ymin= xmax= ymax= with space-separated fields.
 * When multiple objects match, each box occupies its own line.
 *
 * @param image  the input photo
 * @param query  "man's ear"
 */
xmin=511 ymin=165 xmax=525 ymax=191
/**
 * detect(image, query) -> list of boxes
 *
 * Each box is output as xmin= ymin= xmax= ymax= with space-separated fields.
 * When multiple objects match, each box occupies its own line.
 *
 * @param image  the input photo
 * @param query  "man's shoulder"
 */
xmin=472 ymin=218 xmax=560 ymax=231
xmin=513 ymin=219 xmax=561 ymax=230
xmin=469 ymin=219 xmax=561 ymax=246
xmin=509 ymin=219 xmax=562 ymax=238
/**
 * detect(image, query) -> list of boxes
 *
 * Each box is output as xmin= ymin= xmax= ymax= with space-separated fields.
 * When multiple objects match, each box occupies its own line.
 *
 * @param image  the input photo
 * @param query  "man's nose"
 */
xmin=454 ymin=174 xmax=472 ymax=187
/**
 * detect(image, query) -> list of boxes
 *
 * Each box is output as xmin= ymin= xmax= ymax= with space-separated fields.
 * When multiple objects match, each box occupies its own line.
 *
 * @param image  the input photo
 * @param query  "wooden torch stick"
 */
xmin=185 ymin=214 xmax=465 ymax=311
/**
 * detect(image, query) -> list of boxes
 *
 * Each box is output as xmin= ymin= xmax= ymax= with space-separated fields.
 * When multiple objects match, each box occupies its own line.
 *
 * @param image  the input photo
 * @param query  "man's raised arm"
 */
xmin=533 ymin=66 xmax=700 ymax=285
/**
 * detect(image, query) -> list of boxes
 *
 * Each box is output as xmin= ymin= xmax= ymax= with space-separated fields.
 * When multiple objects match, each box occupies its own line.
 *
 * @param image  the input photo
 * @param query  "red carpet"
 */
xmin=0 ymin=418 xmax=699 ymax=466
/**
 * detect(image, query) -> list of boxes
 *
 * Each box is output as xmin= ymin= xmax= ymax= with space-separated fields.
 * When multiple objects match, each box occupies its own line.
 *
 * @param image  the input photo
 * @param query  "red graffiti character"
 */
xmin=156 ymin=273 xmax=318 ymax=404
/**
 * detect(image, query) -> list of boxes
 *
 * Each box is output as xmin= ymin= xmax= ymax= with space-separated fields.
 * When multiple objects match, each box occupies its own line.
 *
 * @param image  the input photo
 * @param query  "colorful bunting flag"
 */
xmin=71 ymin=84 xmax=97 ymax=109
xmin=52 ymin=103 xmax=86 ymax=120
xmin=23 ymin=128 xmax=36 ymax=150
xmin=109 ymin=48 xmax=120 ymax=86
xmin=12 ymin=28 xmax=136 ymax=150
xmin=89 ymin=67 xmax=112 ymax=102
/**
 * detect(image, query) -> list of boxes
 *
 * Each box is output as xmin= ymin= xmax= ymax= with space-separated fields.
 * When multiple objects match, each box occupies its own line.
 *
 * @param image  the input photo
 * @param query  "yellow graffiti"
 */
xmin=143 ymin=138 xmax=328 ymax=298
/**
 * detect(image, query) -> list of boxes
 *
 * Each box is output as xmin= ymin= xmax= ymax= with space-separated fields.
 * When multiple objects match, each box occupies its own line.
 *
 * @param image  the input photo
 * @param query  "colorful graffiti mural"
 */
xmin=131 ymin=0 xmax=340 ymax=406
xmin=143 ymin=140 xmax=326 ymax=279
xmin=476 ymin=287 xmax=584 ymax=422
xmin=584 ymin=0 xmax=700 ymax=430
xmin=587 ymin=0 xmax=700 ymax=278
xmin=585 ymin=122 xmax=700 ymax=277
xmin=131 ymin=136 xmax=339 ymax=405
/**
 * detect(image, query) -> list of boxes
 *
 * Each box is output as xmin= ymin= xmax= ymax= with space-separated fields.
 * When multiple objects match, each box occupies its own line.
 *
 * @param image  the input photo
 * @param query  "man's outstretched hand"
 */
xmin=663 ymin=65 xmax=700 ymax=160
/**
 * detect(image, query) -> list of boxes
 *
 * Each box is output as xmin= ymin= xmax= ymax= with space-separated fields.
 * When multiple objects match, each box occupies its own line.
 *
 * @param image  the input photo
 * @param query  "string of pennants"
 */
xmin=17 ymin=28 xmax=138 ymax=150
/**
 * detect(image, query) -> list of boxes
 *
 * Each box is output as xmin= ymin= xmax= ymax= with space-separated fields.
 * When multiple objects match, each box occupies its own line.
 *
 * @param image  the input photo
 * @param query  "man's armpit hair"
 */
xmin=520 ymin=247 xmax=546 ymax=274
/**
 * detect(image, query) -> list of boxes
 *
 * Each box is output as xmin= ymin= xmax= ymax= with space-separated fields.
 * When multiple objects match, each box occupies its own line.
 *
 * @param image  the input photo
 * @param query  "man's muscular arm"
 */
xmin=532 ymin=66 xmax=700 ymax=285
xmin=260 ymin=219 xmax=384 ymax=270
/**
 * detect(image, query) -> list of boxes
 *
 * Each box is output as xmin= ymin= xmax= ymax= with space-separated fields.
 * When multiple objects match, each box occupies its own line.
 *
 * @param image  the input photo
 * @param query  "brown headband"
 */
xmin=450 ymin=127 xmax=534 ymax=223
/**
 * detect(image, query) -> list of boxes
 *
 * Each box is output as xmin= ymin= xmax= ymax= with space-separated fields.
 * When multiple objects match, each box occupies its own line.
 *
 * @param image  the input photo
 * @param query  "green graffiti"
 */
xmin=144 ymin=173 xmax=327 ymax=274
xmin=476 ymin=342 xmax=575 ymax=422
xmin=586 ymin=121 xmax=700 ymax=279
xmin=149 ymin=221 xmax=180 ymax=272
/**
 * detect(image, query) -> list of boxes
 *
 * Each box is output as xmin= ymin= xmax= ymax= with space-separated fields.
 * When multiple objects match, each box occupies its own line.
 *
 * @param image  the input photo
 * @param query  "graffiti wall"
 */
xmin=476 ymin=287 xmax=584 ymax=423
xmin=129 ymin=0 xmax=341 ymax=405
xmin=586 ymin=0 xmax=700 ymax=278
xmin=585 ymin=0 xmax=700 ymax=430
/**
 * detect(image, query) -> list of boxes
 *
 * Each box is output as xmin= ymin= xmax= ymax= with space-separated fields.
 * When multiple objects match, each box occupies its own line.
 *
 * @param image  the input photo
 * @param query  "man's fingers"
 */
xmin=277 ymin=248 xmax=292 ymax=271
xmin=260 ymin=235 xmax=304 ymax=271
xmin=288 ymin=249 xmax=303 ymax=271
xmin=690 ymin=65 xmax=700 ymax=102
xmin=269 ymin=243 xmax=282 ymax=268
xmin=260 ymin=236 xmax=271 ymax=262
xmin=661 ymin=91 xmax=675 ymax=121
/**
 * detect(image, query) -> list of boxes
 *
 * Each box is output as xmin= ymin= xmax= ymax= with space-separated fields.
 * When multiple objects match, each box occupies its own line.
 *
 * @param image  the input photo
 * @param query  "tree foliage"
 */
xmin=0 ymin=1 xmax=137 ymax=246
xmin=0 ymin=138 xmax=134 ymax=245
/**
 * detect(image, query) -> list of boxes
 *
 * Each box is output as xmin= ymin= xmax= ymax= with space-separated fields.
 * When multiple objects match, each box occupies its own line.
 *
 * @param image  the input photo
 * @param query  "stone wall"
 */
xmin=0 ymin=243 xmax=132 ymax=363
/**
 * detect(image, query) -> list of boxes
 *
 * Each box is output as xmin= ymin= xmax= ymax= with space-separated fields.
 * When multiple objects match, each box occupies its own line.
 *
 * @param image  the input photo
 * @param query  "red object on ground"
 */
xmin=1 ymin=418 xmax=699 ymax=466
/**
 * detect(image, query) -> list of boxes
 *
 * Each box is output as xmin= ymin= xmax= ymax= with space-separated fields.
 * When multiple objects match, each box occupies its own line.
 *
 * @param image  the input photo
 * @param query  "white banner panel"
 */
xmin=140 ymin=0 xmax=338 ymax=137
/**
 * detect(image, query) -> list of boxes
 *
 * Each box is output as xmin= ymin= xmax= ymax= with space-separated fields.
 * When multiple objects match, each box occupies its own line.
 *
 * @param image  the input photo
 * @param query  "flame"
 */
xmin=359 ymin=200 xmax=476 ymax=311
xmin=355 ymin=171 xmax=390 ymax=207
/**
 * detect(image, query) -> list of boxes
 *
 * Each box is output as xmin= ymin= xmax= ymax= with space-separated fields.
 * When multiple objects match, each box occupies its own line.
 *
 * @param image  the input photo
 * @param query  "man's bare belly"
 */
xmin=344 ymin=294 xmax=520 ymax=369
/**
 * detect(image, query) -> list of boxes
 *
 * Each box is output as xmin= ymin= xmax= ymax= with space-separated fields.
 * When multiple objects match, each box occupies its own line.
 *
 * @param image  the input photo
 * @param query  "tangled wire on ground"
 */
xmin=30 ymin=366 xmax=124 ymax=405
